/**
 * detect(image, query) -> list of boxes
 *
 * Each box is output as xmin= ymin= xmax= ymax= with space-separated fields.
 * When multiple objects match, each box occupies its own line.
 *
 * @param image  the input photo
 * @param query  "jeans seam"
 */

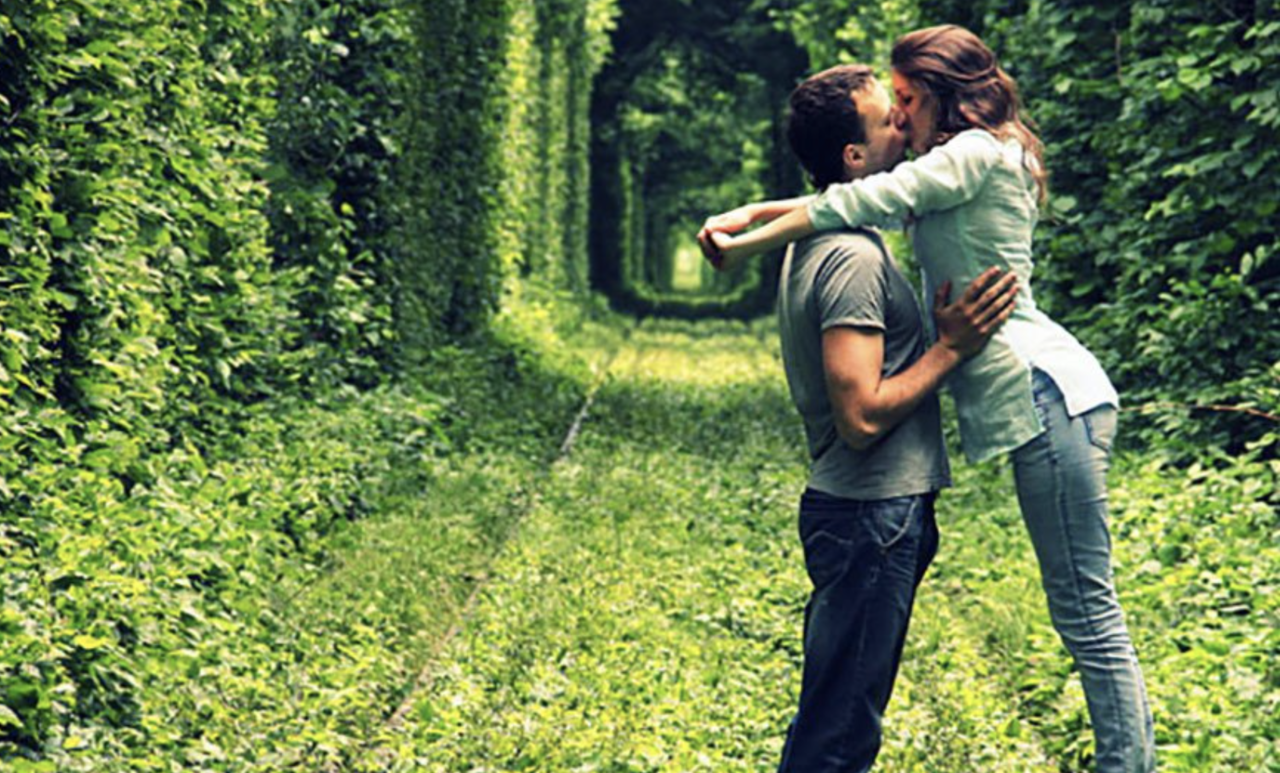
xmin=1046 ymin=409 xmax=1134 ymax=770
xmin=880 ymin=499 xmax=917 ymax=553
xmin=835 ymin=614 xmax=875 ymax=765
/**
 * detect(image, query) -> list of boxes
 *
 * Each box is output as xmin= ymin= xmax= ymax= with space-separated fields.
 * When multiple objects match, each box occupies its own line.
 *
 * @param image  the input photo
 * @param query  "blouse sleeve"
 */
xmin=806 ymin=129 xmax=1003 ymax=232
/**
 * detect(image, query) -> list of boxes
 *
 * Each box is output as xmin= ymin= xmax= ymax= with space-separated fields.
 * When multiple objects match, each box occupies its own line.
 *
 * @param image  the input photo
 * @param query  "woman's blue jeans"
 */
xmin=776 ymin=492 xmax=938 ymax=773
xmin=1012 ymin=370 xmax=1156 ymax=772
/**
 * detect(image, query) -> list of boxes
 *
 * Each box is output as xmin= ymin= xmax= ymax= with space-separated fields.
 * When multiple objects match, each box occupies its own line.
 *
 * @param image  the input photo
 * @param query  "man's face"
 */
xmin=850 ymin=78 xmax=908 ymax=177
xmin=890 ymin=70 xmax=936 ymax=155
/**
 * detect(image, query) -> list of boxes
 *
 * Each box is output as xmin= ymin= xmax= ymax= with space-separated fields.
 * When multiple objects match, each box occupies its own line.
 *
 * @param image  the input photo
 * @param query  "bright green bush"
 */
xmin=1 ymin=4 xmax=296 ymax=755
xmin=0 ymin=0 xmax=289 ymax=469
xmin=0 ymin=0 xmax=618 ymax=765
xmin=398 ymin=0 xmax=616 ymax=356
xmin=0 ymin=383 xmax=427 ymax=763
xmin=265 ymin=0 xmax=412 ymax=388
xmin=1108 ymin=438 xmax=1278 ymax=771
xmin=0 ymin=317 xmax=605 ymax=766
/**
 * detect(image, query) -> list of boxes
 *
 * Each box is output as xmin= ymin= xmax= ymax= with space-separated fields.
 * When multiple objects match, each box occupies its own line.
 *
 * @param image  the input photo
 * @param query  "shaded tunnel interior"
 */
xmin=587 ymin=0 xmax=810 ymax=319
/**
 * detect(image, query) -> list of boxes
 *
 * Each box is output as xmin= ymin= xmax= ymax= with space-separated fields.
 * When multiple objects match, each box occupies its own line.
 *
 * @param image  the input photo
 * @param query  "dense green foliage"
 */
xmin=265 ymin=0 xmax=412 ymax=386
xmin=1 ymin=0 xmax=287 ymax=460
xmin=403 ymin=0 xmax=616 ymax=349
xmin=0 ymin=310 xmax=600 ymax=768
xmin=0 ymin=0 xmax=616 ymax=764
xmin=1 ymin=0 xmax=1274 ymax=769
xmin=0 ymin=3 xmax=295 ymax=756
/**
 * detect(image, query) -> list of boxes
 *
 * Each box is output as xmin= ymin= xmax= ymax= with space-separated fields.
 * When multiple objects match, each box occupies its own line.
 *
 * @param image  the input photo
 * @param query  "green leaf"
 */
xmin=72 ymin=634 xmax=111 ymax=650
xmin=1003 ymin=714 xmax=1022 ymax=738
xmin=0 ymin=704 xmax=22 ymax=728
xmin=62 ymin=735 xmax=87 ymax=750
xmin=49 ymin=212 xmax=72 ymax=238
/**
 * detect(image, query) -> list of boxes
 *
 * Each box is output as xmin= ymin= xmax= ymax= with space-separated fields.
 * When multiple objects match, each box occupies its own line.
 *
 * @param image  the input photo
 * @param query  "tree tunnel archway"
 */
xmin=588 ymin=0 xmax=809 ymax=318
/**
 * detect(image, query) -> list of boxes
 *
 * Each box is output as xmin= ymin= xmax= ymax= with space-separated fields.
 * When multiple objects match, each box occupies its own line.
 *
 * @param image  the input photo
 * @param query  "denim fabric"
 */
xmin=776 ymin=491 xmax=938 ymax=773
xmin=1013 ymin=370 xmax=1155 ymax=772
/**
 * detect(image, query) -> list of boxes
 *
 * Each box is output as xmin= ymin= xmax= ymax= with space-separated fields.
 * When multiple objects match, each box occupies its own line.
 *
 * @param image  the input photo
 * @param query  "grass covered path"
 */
xmin=341 ymin=322 xmax=1033 ymax=771
xmin=356 ymin=320 xmax=1274 ymax=773
xmin=14 ymin=317 xmax=1267 ymax=771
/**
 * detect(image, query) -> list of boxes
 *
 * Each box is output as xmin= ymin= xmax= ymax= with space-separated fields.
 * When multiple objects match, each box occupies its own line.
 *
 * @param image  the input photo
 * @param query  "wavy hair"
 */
xmin=891 ymin=25 xmax=1047 ymax=203
xmin=786 ymin=64 xmax=876 ymax=190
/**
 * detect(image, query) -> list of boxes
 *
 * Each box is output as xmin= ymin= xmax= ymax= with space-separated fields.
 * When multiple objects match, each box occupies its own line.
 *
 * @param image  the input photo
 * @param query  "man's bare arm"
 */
xmin=824 ymin=268 xmax=1017 ymax=451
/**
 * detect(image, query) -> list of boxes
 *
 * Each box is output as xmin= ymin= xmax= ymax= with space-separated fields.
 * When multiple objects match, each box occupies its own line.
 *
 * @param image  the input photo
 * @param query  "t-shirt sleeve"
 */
xmin=806 ymin=129 xmax=1003 ymax=232
xmin=814 ymin=239 xmax=889 ymax=333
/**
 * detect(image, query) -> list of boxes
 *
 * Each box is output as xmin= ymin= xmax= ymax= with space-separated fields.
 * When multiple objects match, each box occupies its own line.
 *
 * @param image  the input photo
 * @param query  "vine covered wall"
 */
xmin=400 ymin=0 xmax=616 ymax=352
xmin=0 ymin=0 xmax=616 ymax=762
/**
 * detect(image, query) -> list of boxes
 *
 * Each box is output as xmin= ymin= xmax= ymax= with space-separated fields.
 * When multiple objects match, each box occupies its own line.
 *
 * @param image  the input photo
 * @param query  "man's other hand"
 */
xmin=933 ymin=267 xmax=1018 ymax=358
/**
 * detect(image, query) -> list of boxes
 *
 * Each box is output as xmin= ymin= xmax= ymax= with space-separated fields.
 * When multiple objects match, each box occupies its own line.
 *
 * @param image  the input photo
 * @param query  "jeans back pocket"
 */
xmin=1082 ymin=405 xmax=1118 ymax=454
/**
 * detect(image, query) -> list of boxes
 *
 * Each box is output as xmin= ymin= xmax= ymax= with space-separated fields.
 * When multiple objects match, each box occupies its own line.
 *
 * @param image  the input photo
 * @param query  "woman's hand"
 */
xmin=698 ymin=231 xmax=749 ymax=271
xmin=697 ymin=197 xmax=818 ymax=270
xmin=697 ymin=207 xmax=755 ymax=269
xmin=700 ymin=206 xmax=756 ymax=237
xmin=699 ymin=207 xmax=817 ymax=271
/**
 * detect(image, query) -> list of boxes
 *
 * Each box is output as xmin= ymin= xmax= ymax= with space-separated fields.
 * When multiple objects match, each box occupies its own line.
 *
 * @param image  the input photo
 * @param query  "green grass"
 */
xmin=0 ymin=304 xmax=620 ymax=770
xmin=358 ymin=320 xmax=1275 ymax=773
xmin=364 ymin=321 xmax=806 ymax=771
xmin=6 ymin=314 xmax=1272 ymax=771
xmin=360 ymin=323 xmax=1055 ymax=771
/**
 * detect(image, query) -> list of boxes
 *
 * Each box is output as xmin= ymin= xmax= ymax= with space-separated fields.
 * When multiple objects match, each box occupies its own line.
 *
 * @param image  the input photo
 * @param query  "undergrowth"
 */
xmin=3 ymin=314 xmax=1273 ymax=771
xmin=0 ymin=296 xmax=620 ymax=770
xmin=368 ymin=321 xmax=1276 ymax=773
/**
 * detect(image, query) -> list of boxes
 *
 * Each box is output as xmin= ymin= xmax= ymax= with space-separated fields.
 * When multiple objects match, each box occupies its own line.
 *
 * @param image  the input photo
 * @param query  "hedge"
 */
xmin=0 ymin=0 xmax=617 ymax=764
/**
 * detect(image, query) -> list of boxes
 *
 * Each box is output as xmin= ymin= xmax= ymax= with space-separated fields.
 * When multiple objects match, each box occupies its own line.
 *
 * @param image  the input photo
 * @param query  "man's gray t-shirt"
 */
xmin=778 ymin=228 xmax=950 ymax=500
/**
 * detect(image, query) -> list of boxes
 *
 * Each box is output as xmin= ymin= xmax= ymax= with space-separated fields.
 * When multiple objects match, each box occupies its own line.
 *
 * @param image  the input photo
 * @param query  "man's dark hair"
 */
xmin=786 ymin=64 xmax=874 ymax=190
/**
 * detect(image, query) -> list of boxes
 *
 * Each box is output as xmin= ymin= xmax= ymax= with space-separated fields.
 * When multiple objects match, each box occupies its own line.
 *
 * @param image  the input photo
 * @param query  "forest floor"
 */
xmin=18 ymin=318 xmax=1270 ymax=773
xmin=337 ymin=320 xmax=1273 ymax=773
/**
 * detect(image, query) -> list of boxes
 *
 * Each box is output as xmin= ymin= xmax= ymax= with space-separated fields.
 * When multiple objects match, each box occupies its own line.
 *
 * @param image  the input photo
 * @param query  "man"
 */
xmin=699 ymin=65 xmax=1016 ymax=772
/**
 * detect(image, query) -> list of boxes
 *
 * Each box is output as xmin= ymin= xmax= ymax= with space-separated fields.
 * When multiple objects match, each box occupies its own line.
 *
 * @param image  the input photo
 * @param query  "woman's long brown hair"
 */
xmin=891 ymin=25 xmax=1048 ymax=204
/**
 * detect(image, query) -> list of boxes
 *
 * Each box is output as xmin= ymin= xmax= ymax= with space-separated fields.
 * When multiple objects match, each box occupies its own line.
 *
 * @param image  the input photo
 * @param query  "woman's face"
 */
xmin=891 ymin=69 xmax=937 ymax=155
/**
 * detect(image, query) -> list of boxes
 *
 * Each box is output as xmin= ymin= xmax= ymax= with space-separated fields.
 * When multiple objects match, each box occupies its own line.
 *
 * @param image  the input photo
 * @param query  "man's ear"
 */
xmin=842 ymin=143 xmax=867 ymax=177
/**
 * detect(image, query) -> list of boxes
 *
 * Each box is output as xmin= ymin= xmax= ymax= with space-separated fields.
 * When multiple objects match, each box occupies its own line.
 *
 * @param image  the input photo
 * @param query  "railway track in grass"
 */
xmin=350 ymin=321 xmax=1061 ymax=772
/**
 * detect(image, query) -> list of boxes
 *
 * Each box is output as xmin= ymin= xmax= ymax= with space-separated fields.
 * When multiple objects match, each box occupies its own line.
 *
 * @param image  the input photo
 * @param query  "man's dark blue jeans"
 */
xmin=776 ymin=490 xmax=939 ymax=773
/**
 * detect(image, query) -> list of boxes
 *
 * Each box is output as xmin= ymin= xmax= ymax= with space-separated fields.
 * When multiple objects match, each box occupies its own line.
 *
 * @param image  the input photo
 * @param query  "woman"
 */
xmin=701 ymin=25 xmax=1155 ymax=773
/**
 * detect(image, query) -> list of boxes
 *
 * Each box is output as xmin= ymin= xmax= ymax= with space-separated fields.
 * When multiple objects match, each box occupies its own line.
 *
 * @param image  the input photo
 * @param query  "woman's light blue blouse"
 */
xmin=807 ymin=128 xmax=1118 ymax=462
